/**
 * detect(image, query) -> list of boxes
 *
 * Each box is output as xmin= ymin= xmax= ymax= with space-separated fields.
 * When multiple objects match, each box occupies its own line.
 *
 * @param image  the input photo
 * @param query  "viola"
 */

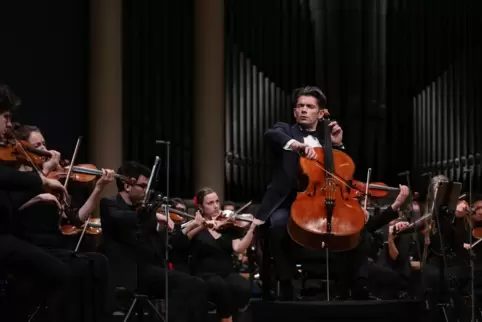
xmin=287 ymin=111 xmax=366 ymax=251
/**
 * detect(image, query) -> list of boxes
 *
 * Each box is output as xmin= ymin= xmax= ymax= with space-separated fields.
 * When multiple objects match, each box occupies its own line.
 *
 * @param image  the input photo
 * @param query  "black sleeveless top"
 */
xmin=190 ymin=228 xmax=244 ymax=277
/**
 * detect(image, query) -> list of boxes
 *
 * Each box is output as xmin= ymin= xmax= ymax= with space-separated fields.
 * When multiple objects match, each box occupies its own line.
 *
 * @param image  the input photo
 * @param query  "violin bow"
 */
xmin=60 ymin=136 xmax=90 ymax=252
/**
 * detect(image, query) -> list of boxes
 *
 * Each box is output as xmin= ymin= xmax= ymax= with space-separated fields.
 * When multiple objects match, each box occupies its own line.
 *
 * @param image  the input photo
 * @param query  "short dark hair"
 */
xmin=12 ymin=124 xmax=40 ymax=141
xmin=291 ymin=86 xmax=327 ymax=109
xmin=116 ymin=161 xmax=151 ymax=192
xmin=171 ymin=198 xmax=186 ymax=209
xmin=222 ymin=201 xmax=236 ymax=209
xmin=0 ymin=83 xmax=21 ymax=113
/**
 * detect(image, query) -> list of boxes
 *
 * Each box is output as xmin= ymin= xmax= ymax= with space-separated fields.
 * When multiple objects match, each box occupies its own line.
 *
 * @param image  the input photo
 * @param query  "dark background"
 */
xmin=2 ymin=0 xmax=481 ymax=202
xmin=0 ymin=0 xmax=90 ymax=161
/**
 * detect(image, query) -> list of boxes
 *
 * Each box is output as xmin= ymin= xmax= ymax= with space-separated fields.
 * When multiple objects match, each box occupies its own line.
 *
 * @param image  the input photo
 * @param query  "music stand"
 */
xmin=431 ymin=181 xmax=461 ymax=322
xmin=124 ymin=156 xmax=165 ymax=322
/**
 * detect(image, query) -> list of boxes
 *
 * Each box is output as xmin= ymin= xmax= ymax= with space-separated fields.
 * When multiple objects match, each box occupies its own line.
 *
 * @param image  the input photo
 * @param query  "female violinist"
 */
xmin=421 ymin=174 xmax=471 ymax=322
xmin=10 ymin=124 xmax=115 ymax=322
xmin=0 ymin=84 xmax=72 ymax=322
xmin=183 ymin=187 xmax=261 ymax=322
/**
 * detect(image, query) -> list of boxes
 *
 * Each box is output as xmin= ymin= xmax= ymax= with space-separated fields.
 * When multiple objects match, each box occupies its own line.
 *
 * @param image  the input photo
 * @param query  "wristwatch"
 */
xmin=334 ymin=143 xmax=345 ymax=150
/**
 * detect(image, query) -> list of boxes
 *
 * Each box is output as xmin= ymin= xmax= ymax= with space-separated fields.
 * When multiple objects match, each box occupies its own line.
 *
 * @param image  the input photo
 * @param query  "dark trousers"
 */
xmin=366 ymin=262 xmax=408 ymax=298
xmin=262 ymin=207 xmax=295 ymax=281
xmin=260 ymin=207 xmax=370 ymax=298
xmin=47 ymin=249 xmax=111 ymax=322
xmin=422 ymin=259 xmax=470 ymax=322
xmin=0 ymin=234 xmax=69 ymax=322
xmin=202 ymin=272 xmax=251 ymax=318
xmin=141 ymin=265 xmax=208 ymax=322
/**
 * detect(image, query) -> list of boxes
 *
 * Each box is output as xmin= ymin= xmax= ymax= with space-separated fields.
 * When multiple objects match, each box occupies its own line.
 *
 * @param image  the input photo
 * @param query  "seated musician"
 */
xmin=222 ymin=201 xmax=236 ymax=211
xmin=182 ymin=187 xmax=259 ymax=322
xmin=10 ymin=124 xmax=114 ymax=322
xmin=0 ymin=83 xmax=71 ymax=321
xmin=256 ymin=85 xmax=410 ymax=300
xmin=256 ymin=86 xmax=344 ymax=300
xmin=422 ymin=175 xmax=471 ymax=322
xmin=168 ymin=198 xmax=191 ymax=274
xmin=367 ymin=212 xmax=412 ymax=298
xmin=99 ymin=161 xmax=207 ymax=322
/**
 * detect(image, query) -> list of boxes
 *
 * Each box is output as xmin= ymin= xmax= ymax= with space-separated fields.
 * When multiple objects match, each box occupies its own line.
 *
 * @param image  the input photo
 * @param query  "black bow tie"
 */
xmin=301 ymin=129 xmax=317 ymax=137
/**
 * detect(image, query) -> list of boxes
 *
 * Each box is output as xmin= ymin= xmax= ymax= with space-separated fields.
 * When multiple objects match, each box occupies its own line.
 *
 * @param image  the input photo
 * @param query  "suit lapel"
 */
xmin=291 ymin=124 xmax=304 ymax=142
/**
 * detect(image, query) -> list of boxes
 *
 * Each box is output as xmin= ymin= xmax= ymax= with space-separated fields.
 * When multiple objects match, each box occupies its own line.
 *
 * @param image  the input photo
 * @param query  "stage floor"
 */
xmin=245 ymin=298 xmax=422 ymax=322
xmin=109 ymin=298 xmax=423 ymax=322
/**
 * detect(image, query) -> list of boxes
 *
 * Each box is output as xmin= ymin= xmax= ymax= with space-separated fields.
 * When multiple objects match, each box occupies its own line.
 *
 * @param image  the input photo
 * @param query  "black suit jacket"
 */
xmin=256 ymin=122 xmax=343 ymax=222
xmin=99 ymin=194 xmax=165 ymax=290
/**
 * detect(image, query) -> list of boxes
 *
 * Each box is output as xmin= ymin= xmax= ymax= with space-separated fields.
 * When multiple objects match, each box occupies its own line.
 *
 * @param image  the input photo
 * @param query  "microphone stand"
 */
xmin=124 ymin=156 xmax=165 ymax=322
xmin=156 ymin=140 xmax=171 ymax=322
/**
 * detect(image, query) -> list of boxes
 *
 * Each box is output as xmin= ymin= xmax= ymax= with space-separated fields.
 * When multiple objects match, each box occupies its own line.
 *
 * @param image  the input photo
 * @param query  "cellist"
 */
xmin=256 ymin=85 xmax=410 ymax=300
xmin=256 ymin=86 xmax=343 ymax=300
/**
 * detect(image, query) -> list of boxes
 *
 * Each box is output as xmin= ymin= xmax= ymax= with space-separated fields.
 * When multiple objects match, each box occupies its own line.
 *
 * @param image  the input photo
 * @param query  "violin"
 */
xmin=287 ymin=111 xmax=366 ymax=251
xmin=209 ymin=210 xmax=262 ymax=231
xmin=458 ymin=200 xmax=482 ymax=239
xmin=60 ymin=218 xmax=102 ymax=235
xmin=158 ymin=205 xmax=196 ymax=224
xmin=0 ymin=138 xmax=52 ymax=166
xmin=350 ymin=180 xmax=393 ymax=198
xmin=48 ymin=164 xmax=134 ymax=184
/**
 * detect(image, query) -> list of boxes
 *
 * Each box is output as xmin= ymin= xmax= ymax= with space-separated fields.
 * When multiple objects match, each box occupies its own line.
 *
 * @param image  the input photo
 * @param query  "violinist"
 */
xmin=168 ymin=198 xmax=192 ymax=274
xmin=222 ymin=201 xmax=236 ymax=211
xmin=182 ymin=187 xmax=259 ymax=322
xmin=256 ymin=86 xmax=343 ymax=300
xmin=0 ymin=83 xmax=70 ymax=321
xmin=99 ymin=161 xmax=208 ymax=322
xmin=367 ymin=212 xmax=412 ymax=299
xmin=9 ymin=124 xmax=114 ymax=322
xmin=422 ymin=175 xmax=471 ymax=322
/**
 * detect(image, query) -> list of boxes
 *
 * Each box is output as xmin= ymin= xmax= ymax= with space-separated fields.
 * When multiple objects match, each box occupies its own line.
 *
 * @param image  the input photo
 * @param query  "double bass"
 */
xmin=287 ymin=112 xmax=366 ymax=251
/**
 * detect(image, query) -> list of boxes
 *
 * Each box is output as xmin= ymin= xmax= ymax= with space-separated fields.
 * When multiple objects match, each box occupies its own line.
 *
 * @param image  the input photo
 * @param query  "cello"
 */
xmin=287 ymin=113 xmax=366 ymax=251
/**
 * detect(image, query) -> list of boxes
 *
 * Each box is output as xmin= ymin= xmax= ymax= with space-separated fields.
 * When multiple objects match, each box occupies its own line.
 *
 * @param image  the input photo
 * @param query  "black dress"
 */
xmin=190 ymin=229 xmax=251 ymax=318
xmin=0 ymin=164 xmax=70 ymax=322
xmin=11 ymin=180 xmax=111 ymax=322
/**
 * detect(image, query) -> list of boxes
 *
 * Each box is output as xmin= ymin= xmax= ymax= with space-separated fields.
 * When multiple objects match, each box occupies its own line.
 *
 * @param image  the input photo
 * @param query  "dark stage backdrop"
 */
xmin=225 ymin=0 xmax=414 ymax=202
xmin=122 ymin=0 xmax=195 ymax=197
xmin=408 ymin=0 xmax=482 ymax=194
xmin=0 ymin=1 xmax=90 ymax=161
xmin=224 ymin=0 xmax=316 ymax=201
xmin=225 ymin=0 xmax=482 ymax=201
xmin=122 ymin=0 xmax=482 ymax=201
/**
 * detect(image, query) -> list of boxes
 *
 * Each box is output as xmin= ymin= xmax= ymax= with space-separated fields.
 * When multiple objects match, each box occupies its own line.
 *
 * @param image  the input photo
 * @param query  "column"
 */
xmin=194 ymin=0 xmax=225 ymax=201
xmin=89 ymin=0 xmax=122 ymax=197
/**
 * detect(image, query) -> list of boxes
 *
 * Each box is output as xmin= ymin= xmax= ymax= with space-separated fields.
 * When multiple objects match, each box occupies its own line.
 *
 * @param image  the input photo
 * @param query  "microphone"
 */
xmin=397 ymin=170 xmax=410 ymax=176
xmin=156 ymin=140 xmax=170 ymax=145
